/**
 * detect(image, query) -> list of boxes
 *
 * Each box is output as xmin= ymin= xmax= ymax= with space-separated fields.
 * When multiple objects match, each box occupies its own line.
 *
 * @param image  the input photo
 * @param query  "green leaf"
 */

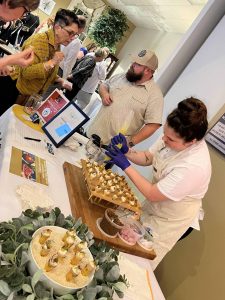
xmin=19 ymin=224 xmax=34 ymax=233
xmin=113 ymin=282 xmax=127 ymax=292
xmin=2 ymin=253 xmax=15 ymax=264
xmin=26 ymin=294 xmax=35 ymax=300
xmin=82 ymin=287 xmax=97 ymax=300
xmin=22 ymin=284 xmax=32 ymax=294
xmin=6 ymin=292 xmax=14 ymax=300
xmin=55 ymin=213 xmax=65 ymax=227
xmin=94 ymin=268 xmax=104 ymax=282
xmin=20 ymin=251 xmax=30 ymax=267
xmin=53 ymin=207 xmax=61 ymax=217
xmin=34 ymin=282 xmax=51 ymax=299
xmin=8 ymin=271 xmax=25 ymax=288
xmin=105 ymin=265 xmax=120 ymax=282
xmin=0 ymin=265 xmax=16 ymax=279
xmin=114 ymin=289 xmax=124 ymax=298
xmin=31 ymin=269 xmax=42 ymax=290
xmin=0 ymin=280 xmax=11 ymax=296
xmin=2 ymin=240 xmax=17 ymax=254
xmin=56 ymin=294 xmax=75 ymax=300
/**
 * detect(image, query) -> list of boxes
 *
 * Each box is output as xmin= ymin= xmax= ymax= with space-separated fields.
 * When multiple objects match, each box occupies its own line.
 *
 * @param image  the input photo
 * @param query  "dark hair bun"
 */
xmin=167 ymin=97 xmax=208 ymax=142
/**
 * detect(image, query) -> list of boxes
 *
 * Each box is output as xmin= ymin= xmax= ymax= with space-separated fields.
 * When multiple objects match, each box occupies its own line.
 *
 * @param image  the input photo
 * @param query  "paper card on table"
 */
xmin=116 ymin=254 xmax=154 ymax=300
xmin=36 ymin=88 xmax=69 ymax=124
xmin=9 ymin=146 xmax=48 ymax=185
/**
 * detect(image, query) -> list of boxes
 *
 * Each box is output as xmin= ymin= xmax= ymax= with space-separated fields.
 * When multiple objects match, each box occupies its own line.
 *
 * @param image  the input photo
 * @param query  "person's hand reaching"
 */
xmin=101 ymin=91 xmax=112 ymax=106
xmin=105 ymin=145 xmax=131 ymax=171
xmin=11 ymin=47 xmax=34 ymax=67
xmin=52 ymin=51 xmax=64 ymax=65
xmin=0 ymin=65 xmax=14 ymax=76
xmin=111 ymin=133 xmax=129 ymax=154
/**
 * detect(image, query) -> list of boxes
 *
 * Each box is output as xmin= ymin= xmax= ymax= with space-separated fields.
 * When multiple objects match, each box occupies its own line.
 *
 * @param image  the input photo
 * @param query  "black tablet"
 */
xmin=42 ymin=101 xmax=89 ymax=148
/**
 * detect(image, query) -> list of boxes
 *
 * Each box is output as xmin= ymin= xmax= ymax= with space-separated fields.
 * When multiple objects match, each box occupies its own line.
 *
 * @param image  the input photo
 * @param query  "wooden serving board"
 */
xmin=63 ymin=162 xmax=156 ymax=260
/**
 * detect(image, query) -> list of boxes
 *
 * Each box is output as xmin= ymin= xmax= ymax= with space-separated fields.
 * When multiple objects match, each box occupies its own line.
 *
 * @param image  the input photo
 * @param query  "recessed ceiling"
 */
xmin=106 ymin=0 xmax=208 ymax=33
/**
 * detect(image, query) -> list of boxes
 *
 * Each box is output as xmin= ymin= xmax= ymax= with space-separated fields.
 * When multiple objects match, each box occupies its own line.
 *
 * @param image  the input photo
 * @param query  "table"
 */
xmin=0 ymin=105 xmax=165 ymax=300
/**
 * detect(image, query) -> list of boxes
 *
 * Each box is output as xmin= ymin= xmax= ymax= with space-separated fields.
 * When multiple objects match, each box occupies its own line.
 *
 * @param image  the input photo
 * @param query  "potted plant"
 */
xmin=88 ymin=7 xmax=129 ymax=53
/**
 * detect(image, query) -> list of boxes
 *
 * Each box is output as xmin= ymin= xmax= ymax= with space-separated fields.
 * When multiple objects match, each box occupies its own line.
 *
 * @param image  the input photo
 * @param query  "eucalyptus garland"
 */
xmin=0 ymin=208 xmax=128 ymax=300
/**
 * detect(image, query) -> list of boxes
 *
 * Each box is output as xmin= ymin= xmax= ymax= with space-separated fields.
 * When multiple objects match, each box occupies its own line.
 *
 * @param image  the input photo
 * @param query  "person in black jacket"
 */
xmin=65 ymin=48 xmax=106 ymax=101
xmin=9 ymin=12 xmax=40 ymax=47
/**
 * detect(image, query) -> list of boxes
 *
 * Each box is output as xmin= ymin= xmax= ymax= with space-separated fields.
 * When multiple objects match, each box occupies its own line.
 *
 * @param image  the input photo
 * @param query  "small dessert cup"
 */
xmin=118 ymin=219 xmax=145 ymax=246
xmin=97 ymin=209 xmax=124 ymax=238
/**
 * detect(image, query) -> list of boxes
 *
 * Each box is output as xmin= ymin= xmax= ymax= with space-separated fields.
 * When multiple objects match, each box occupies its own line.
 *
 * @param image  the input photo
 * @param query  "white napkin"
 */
xmin=114 ymin=254 xmax=154 ymax=300
xmin=63 ymin=137 xmax=80 ymax=151
xmin=16 ymin=184 xmax=54 ymax=211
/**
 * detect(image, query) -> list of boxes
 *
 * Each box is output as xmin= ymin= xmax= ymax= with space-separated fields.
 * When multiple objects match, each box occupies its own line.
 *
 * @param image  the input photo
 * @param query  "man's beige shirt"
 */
xmin=87 ymin=73 xmax=164 ymax=144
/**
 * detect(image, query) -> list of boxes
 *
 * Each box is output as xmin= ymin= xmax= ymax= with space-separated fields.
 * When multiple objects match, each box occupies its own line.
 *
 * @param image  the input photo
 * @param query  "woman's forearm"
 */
xmin=0 ymin=55 xmax=13 ymax=68
xmin=126 ymin=149 xmax=153 ymax=166
xmin=124 ymin=165 xmax=167 ymax=202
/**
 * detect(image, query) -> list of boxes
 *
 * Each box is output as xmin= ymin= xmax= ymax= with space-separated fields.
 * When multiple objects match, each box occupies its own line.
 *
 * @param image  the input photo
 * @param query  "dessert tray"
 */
xmin=81 ymin=159 xmax=141 ymax=216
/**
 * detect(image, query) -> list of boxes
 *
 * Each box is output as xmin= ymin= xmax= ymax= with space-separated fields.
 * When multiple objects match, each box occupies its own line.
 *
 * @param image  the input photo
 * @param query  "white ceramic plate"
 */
xmin=28 ymin=226 xmax=95 ymax=296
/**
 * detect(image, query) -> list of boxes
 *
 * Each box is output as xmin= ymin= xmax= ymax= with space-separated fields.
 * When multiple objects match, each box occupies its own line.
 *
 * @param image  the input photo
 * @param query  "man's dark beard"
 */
xmin=126 ymin=68 xmax=143 ymax=82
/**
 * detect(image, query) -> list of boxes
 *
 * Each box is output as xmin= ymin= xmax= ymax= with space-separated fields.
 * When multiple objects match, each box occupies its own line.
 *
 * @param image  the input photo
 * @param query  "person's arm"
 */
xmin=55 ymin=76 xmax=73 ymax=91
xmin=21 ymin=49 xmax=64 ymax=80
xmin=0 ymin=47 xmax=34 ymax=68
xmin=105 ymin=145 xmax=166 ymax=202
xmin=97 ymin=62 xmax=107 ymax=81
xmin=129 ymin=123 xmax=161 ymax=145
xmin=126 ymin=148 xmax=153 ymax=166
xmin=99 ymin=82 xmax=112 ymax=105
xmin=110 ymin=132 xmax=153 ymax=166
xmin=62 ymin=42 xmax=80 ymax=79
xmin=124 ymin=165 xmax=168 ymax=202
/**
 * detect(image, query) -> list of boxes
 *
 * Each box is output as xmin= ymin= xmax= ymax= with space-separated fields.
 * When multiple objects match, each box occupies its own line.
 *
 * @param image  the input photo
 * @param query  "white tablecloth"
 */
xmin=0 ymin=105 xmax=165 ymax=300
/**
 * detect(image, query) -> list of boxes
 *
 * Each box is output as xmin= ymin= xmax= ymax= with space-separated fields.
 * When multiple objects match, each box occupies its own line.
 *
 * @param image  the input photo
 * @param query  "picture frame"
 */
xmin=42 ymin=101 xmax=89 ymax=148
xmin=38 ymin=0 xmax=56 ymax=16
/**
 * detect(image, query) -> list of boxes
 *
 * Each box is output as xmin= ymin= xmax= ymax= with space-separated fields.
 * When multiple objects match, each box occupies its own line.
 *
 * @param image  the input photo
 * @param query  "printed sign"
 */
xmin=36 ymin=89 xmax=69 ymax=124
xmin=9 ymin=147 xmax=48 ymax=185
xmin=205 ymin=113 xmax=225 ymax=155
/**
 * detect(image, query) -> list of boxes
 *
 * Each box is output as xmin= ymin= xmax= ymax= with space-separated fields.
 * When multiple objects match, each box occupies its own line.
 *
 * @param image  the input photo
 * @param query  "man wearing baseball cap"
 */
xmin=86 ymin=49 xmax=164 ymax=146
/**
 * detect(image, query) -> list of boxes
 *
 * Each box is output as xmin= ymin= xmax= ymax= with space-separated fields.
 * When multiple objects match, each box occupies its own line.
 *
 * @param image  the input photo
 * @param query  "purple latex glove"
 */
xmin=105 ymin=145 xmax=131 ymax=171
xmin=111 ymin=133 xmax=129 ymax=154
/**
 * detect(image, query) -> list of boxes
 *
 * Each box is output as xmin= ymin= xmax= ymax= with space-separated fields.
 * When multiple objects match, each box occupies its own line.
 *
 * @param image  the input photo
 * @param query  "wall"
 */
xmin=154 ymin=14 xmax=225 ymax=300
xmin=34 ymin=0 xmax=71 ymax=23
xmin=156 ymin=0 xmax=225 ymax=96
xmin=114 ymin=27 xmax=182 ymax=75
xmin=68 ymin=0 xmax=135 ymax=55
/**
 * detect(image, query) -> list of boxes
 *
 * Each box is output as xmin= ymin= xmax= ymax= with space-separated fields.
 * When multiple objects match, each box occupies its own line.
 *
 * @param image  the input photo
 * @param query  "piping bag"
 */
xmin=104 ymin=111 xmax=134 ymax=169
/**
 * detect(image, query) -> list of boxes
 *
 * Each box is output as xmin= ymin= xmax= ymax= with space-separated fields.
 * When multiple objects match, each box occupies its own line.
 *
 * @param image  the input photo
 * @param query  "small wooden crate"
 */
xmin=81 ymin=159 xmax=141 ymax=217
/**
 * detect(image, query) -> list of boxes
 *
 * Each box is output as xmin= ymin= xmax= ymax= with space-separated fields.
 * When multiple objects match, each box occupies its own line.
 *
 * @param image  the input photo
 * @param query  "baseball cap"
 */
xmin=132 ymin=49 xmax=158 ymax=71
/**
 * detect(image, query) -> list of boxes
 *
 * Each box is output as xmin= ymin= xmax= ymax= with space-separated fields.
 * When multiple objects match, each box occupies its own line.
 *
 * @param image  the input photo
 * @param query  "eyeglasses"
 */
xmin=61 ymin=26 xmax=78 ymax=38
xmin=22 ymin=6 xmax=30 ymax=18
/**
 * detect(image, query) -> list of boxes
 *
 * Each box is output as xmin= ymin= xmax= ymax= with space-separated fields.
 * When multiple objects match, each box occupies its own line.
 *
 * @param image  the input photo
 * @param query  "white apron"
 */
xmin=141 ymin=146 xmax=202 ymax=270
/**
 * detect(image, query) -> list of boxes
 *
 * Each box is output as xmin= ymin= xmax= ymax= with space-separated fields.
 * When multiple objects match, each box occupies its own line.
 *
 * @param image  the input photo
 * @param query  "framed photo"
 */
xmin=39 ymin=0 xmax=56 ymax=16
xmin=36 ymin=89 xmax=69 ymax=124
xmin=205 ymin=112 xmax=225 ymax=155
xmin=42 ymin=102 xmax=89 ymax=148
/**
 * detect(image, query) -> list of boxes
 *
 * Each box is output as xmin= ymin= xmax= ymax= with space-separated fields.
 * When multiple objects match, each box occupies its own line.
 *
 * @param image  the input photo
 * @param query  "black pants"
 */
xmin=0 ymin=76 xmax=19 ymax=116
xmin=64 ymin=84 xmax=80 ymax=101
